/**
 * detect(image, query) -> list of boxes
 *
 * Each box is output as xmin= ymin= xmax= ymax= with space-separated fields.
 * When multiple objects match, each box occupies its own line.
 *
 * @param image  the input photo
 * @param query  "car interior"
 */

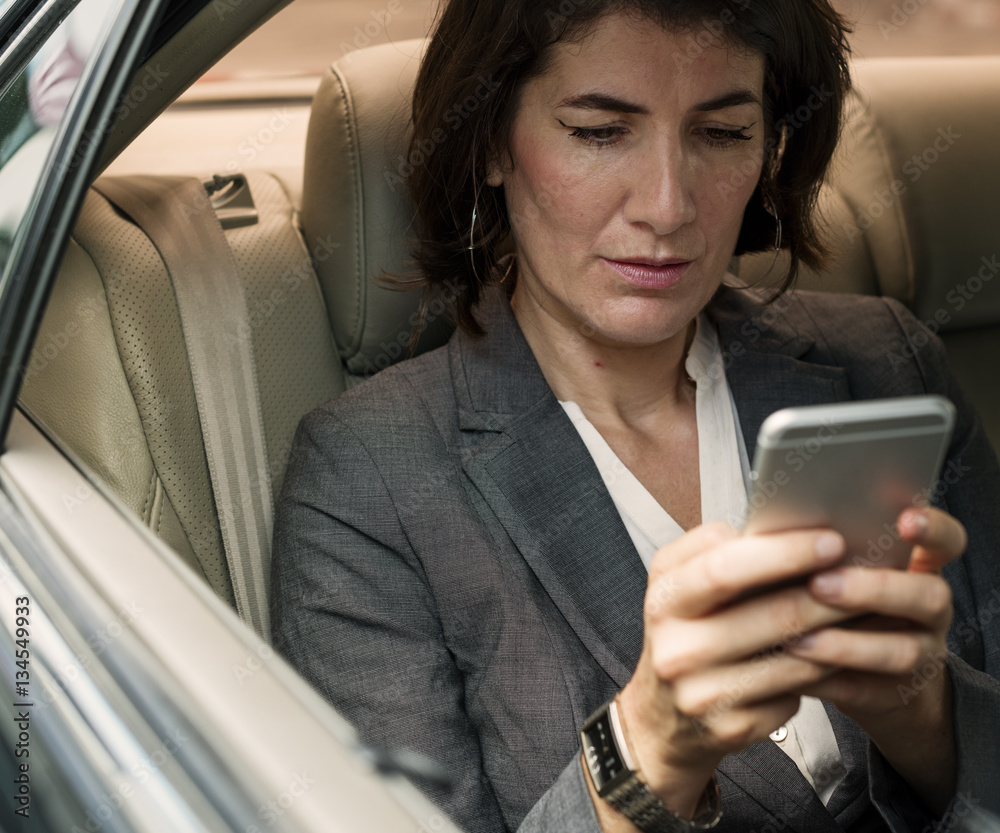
xmin=13 ymin=0 xmax=1000 ymax=635
xmin=1 ymin=0 xmax=999 ymax=828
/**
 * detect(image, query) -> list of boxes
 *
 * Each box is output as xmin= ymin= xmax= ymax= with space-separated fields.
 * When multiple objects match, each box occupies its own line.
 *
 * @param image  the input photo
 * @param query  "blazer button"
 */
xmin=769 ymin=726 xmax=788 ymax=743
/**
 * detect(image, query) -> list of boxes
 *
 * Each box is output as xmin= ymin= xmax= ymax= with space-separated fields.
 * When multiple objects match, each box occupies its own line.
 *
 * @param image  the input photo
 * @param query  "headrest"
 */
xmin=301 ymin=39 xmax=450 ymax=377
xmin=741 ymin=56 xmax=1000 ymax=334
xmin=304 ymin=43 xmax=1000 ymax=371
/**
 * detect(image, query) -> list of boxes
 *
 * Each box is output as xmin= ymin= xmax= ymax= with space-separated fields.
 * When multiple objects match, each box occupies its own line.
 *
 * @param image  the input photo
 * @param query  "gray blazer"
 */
xmin=272 ymin=283 xmax=1000 ymax=833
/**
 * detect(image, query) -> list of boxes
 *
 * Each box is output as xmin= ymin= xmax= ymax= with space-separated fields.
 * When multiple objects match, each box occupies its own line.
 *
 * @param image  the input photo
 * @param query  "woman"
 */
xmin=272 ymin=1 xmax=1000 ymax=831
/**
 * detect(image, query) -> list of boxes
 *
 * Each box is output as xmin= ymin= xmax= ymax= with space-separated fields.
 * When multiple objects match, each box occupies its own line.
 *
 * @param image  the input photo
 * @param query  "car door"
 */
xmin=0 ymin=1 xmax=463 ymax=830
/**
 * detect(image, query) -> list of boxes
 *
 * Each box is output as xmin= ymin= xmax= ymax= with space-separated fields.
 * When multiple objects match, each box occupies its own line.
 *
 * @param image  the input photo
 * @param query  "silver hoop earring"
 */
xmin=756 ymin=214 xmax=783 ymax=283
xmin=466 ymin=205 xmax=478 ymax=252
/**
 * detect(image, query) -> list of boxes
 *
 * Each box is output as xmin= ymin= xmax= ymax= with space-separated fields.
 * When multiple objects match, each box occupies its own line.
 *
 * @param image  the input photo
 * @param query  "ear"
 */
xmin=485 ymin=159 xmax=504 ymax=188
xmin=485 ymin=147 xmax=511 ymax=187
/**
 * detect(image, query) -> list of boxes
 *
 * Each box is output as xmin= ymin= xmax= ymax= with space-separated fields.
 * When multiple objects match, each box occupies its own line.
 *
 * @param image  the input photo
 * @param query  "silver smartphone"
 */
xmin=743 ymin=395 xmax=956 ymax=570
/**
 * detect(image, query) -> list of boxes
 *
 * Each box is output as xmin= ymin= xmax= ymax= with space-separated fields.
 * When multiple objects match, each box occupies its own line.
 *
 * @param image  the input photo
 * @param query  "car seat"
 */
xmin=17 ymin=40 xmax=1000 ymax=633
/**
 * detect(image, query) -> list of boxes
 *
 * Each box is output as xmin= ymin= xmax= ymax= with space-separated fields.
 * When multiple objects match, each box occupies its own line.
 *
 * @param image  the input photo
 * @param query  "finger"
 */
xmin=658 ymin=529 xmax=844 ymax=619
xmin=651 ymin=586 xmax=854 ymax=677
xmin=649 ymin=522 xmax=739 ymax=577
xmin=797 ymin=658 xmax=949 ymax=713
xmin=805 ymin=568 xmax=953 ymax=630
xmin=797 ymin=670 xmax=893 ymax=712
xmin=896 ymin=507 xmax=967 ymax=574
xmin=647 ymin=523 xmax=740 ymax=617
xmin=788 ymin=626 xmax=942 ymax=676
xmin=692 ymin=695 xmax=802 ymax=755
xmin=673 ymin=654 xmax=835 ymax=720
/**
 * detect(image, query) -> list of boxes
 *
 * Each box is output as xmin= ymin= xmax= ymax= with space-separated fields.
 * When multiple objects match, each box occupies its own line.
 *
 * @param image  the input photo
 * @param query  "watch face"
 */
xmin=581 ymin=711 xmax=627 ymax=794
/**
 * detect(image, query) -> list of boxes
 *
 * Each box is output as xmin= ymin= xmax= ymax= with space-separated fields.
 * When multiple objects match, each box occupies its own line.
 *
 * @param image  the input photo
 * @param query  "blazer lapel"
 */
xmin=822 ymin=703 xmax=876 ymax=825
xmin=713 ymin=688 xmax=875 ymax=833
xmin=451 ymin=284 xmax=861 ymax=684
xmin=717 ymin=743 xmax=845 ymax=833
xmin=453 ymin=282 xmax=873 ymax=822
xmin=706 ymin=284 xmax=854 ymax=460
xmin=454 ymin=287 xmax=645 ymax=688
xmin=709 ymin=285 xmax=876 ymax=824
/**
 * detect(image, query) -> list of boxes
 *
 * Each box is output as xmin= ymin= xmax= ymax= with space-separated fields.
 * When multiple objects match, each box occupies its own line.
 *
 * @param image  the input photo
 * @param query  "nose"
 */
xmin=623 ymin=141 xmax=697 ymax=236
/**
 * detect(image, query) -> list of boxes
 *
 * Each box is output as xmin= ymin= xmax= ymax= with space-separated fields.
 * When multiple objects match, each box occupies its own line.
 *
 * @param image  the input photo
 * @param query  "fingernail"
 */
xmin=812 ymin=571 xmax=845 ymax=598
xmin=815 ymin=533 xmax=844 ymax=562
xmin=901 ymin=509 xmax=929 ymax=538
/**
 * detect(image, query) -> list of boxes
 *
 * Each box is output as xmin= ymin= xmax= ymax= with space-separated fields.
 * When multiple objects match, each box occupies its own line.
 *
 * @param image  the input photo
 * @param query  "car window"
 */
xmin=836 ymin=0 xmax=1000 ymax=57
xmin=208 ymin=0 xmax=439 ymax=81
xmin=0 ymin=0 xmax=21 ymax=26
xmin=0 ymin=0 xmax=116 ymax=275
xmin=11 ymin=1 xmax=1000 ymax=829
xmin=207 ymin=0 xmax=999 ymax=83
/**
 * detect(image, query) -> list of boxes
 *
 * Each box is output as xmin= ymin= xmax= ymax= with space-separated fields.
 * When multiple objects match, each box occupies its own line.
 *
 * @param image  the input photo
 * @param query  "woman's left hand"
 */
xmin=789 ymin=506 xmax=967 ymax=815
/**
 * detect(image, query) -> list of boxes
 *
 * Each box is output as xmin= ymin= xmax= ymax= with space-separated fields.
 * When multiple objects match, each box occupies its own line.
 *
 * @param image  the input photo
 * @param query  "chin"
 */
xmin=585 ymin=299 xmax=699 ymax=345
xmin=583 ymin=314 xmax=693 ymax=349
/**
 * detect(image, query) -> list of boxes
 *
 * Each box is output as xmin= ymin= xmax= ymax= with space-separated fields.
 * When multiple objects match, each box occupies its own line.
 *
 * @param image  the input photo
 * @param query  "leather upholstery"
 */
xmin=301 ymin=40 xmax=452 ymax=377
xmin=740 ymin=57 xmax=1000 ymax=448
xmin=21 ymin=171 xmax=345 ymax=606
xmin=304 ymin=44 xmax=1000 ymax=446
xmin=742 ymin=57 xmax=1000 ymax=326
xmin=19 ymin=237 xmax=208 ymax=583
xmin=19 ymin=44 xmax=1000 ymax=613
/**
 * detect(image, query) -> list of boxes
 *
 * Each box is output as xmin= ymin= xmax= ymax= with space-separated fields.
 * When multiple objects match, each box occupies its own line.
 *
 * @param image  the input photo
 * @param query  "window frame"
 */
xmin=0 ymin=0 xmax=167 ymax=444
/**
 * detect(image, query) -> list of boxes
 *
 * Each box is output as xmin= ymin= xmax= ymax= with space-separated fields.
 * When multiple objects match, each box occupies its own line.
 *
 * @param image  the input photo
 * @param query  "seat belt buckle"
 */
xmin=203 ymin=174 xmax=259 ymax=230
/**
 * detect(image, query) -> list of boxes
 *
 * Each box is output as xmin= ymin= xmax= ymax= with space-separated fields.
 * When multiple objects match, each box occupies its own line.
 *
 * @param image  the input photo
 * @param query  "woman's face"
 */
xmin=492 ymin=12 xmax=766 ymax=349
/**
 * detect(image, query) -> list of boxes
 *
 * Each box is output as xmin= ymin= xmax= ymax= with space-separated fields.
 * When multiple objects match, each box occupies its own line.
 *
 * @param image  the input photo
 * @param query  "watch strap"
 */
xmin=605 ymin=771 xmax=722 ymax=832
xmin=582 ymin=697 xmax=723 ymax=832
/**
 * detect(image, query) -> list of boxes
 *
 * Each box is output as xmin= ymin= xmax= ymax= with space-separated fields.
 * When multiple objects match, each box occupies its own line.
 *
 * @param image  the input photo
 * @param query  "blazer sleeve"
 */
xmin=270 ymin=408 xmax=604 ymax=833
xmin=866 ymin=300 xmax=1000 ymax=829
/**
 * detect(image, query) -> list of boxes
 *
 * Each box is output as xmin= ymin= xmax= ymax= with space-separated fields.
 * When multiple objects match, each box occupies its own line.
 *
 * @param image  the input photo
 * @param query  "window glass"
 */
xmin=835 ymin=0 xmax=1000 ymax=58
xmin=0 ymin=0 xmax=120 ymax=275
xmin=208 ymin=0 xmax=999 ymax=83
xmin=0 ymin=696 xmax=92 ymax=829
xmin=208 ymin=0 xmax=440 ymax=80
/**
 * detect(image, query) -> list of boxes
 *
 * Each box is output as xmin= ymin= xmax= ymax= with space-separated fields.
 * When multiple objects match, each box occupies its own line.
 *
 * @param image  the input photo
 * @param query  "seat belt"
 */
xmin=93 ymin=175 xmax=273 ymax=641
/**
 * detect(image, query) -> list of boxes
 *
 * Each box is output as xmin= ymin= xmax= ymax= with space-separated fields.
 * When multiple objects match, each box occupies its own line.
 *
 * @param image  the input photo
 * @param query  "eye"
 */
xmin=557 ymin=119 xmax=628 ymax=147
xmin=698 ymin=125 xmax=755 ymax=148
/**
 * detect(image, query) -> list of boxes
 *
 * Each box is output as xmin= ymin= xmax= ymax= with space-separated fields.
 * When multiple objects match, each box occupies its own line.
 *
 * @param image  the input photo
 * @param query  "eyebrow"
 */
xmin=692 ymin=90 xmax=762 ymax=112
xmin=556 ymin=93 xmax=649 ymax=115
xmin=556 ymin=89 xmax=762 ymax=115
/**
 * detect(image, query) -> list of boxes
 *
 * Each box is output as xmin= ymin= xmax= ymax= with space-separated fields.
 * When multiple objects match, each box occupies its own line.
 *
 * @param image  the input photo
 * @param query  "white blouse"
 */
xmin=560 ymin=312 xmax=847 ymax=805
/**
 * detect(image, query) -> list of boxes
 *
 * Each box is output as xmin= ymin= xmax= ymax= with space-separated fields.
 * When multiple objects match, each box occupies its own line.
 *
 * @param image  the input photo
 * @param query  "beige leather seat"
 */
xmin=299 ymin=40 xmax=445 ymax=382
xmin=17 ymin=40 xmax=441 ymax=616
xmin=741 ymin=57 xmax=1000 ymax=448
xmin=20 ymin=172 xmax=346 ymax=606
xmin=18 ymin=41 xmax=1000 ymax=620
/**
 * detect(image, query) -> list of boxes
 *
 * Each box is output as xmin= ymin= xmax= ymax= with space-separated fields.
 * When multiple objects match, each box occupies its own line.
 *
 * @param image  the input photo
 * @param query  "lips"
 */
xmin=603 ymin=257 xmax=693 ymax=290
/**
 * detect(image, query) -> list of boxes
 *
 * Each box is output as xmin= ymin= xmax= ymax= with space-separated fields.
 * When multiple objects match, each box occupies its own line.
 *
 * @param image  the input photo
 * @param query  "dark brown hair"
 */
xmin=405 ymin=0 xmax=852 ymax=335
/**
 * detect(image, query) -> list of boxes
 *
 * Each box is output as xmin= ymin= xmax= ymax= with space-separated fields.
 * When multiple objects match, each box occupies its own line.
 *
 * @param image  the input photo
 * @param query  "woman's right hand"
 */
xmin=613 ymin=522 xmax=855 ymax=820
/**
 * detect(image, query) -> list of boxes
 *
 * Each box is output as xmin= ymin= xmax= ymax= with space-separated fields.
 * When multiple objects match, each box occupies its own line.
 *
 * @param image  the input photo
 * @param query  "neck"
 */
xmin=511 ymin=290 xmax=697 ymax=431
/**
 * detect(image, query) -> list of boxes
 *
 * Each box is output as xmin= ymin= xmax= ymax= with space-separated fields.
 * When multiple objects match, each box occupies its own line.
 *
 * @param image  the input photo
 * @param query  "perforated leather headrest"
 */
xmin=300 ymin=39 xmax=450 ymax=377
xmin=741 ymin=57 xmax=1000 ymax=333
xmin=305 ymin=43 xmax=1000 ymax=367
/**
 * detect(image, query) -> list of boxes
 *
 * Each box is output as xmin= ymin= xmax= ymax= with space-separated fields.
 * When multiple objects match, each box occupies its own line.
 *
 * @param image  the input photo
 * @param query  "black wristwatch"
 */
xmin=580 ymin=697 xmax=722 ymax=832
